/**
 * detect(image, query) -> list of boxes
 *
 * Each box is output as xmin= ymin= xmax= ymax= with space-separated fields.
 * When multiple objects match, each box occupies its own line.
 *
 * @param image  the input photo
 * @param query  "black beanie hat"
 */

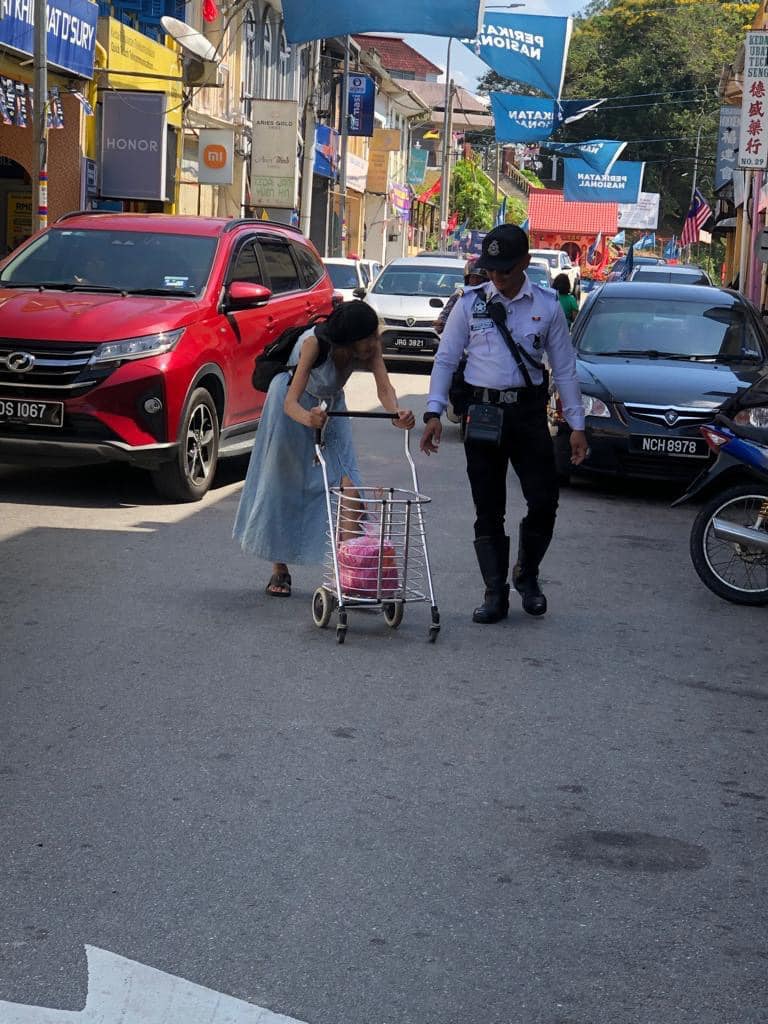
xmin=315 ymin=300 xmax=379 ymax=347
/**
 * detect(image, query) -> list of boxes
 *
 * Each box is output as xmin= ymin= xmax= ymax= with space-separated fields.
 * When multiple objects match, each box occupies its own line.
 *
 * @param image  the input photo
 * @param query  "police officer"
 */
xmin=420 ymin=224 xmax=588 ymax=624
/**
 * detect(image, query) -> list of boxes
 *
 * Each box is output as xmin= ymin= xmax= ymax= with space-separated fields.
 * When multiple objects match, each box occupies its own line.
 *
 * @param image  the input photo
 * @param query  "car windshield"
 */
xmin=0 ymin=228 xmax=218 ymax=295
xmin=527 ymin=266 xmax=550 ymax=287
xmin=531 ymin=253 xmax=559 ymax=268
xmin=578 ymin=297 xmax=763 ymax=361
xmin=326 ymin=264 xmax=359 ymax=289
xmin=371 ymin=265 xmax=464 ymax=297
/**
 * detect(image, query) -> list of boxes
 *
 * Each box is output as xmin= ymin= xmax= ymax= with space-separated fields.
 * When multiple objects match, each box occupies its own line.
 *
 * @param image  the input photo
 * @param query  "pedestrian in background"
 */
xmin=434 ymin=259 xmax=489 ymax=335
xmin=553 ymin=273 xmax=579 ymax=326
xmin=420 ymin=224 xmax=587 ymax=624
xmin=233 ymin=301 xmax=414 ymax=597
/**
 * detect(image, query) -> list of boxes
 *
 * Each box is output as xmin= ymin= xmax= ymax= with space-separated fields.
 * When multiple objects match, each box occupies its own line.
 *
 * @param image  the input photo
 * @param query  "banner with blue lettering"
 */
xmin=491 ymin=94 xmax=607 ymax=143
xmin=348 ymin=74 xmax=375 ymax=137
xmin=463 ymin=13 xmax=572 ymax=98
xmin=563 ymin=160 xmax=645 ymax=204
xmin=283 ymin=0 xmax=481 ymax=44
xmin=0 ymin=0 xmax=98 ymax=79
xmin=544 ymin=140 xmax=626 ymax=175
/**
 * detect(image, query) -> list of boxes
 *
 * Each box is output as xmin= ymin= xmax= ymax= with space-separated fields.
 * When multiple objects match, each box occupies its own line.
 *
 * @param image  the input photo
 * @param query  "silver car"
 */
xmin=365 ymin=256 xmax=465 ymax=366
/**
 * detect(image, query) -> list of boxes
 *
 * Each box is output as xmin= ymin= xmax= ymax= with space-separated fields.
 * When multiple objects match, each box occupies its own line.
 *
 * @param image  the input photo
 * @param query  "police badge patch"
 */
xmin=487 ymin=240 xmax=500 ymax=256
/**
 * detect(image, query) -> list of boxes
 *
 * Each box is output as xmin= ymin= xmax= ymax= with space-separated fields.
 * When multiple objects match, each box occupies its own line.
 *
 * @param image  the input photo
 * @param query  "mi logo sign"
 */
xmin=198 ymin=129 xmax=234 ymax=185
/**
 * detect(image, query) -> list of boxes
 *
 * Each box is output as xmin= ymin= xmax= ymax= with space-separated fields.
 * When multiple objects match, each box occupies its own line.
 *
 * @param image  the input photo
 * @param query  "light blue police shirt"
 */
xmin=426 ymin=275 xmax=585 ymax=430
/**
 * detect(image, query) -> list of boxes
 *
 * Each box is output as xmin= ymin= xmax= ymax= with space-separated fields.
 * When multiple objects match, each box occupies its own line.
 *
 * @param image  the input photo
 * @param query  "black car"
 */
xmin=550 ymin=282 xmax=768 ymax=482
xmin=629 ymin=265 xmax=712 ymax=286
xmin=606 ymin=254 xmax=666 ymax=282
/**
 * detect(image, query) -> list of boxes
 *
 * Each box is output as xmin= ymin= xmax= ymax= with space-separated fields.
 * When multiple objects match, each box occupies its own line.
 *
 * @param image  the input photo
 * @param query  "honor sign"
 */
xmin=101 ymin=92 xmax=168 ymax=201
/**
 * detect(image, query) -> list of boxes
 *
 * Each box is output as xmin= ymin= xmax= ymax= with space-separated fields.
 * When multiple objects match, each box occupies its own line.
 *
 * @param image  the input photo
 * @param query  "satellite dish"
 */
xmin=161 ymin=16 xmax=218 ymax=63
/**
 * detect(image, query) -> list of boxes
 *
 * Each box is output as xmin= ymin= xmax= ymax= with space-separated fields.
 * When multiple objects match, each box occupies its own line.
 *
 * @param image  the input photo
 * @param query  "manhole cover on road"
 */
xmin=558 ymin=830 xmax=710 ymax=872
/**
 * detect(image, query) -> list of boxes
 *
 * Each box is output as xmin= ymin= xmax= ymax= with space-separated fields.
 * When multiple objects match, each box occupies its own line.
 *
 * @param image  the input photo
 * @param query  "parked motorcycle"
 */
xmin=675 ymin=381 xmax=768 ymax=604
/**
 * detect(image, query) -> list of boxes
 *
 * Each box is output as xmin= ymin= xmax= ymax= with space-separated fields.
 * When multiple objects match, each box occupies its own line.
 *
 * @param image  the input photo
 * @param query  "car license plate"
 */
xmin=0 ymin=397 xmax=64 ymax=428
xmin=392 ymin=336 xmax=427 ymax=350
xmin=630 ymin=435 xmax=707 ymax=458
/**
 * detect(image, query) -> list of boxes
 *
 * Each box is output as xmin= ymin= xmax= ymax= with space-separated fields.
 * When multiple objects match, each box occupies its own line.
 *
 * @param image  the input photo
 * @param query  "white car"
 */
xmin=323 ymin=258 xmax=368 ymax=301
xmin=364 ymin=256 xmax=465 ymax=366
xmin=527 ymin=257 xmax=553 ymax=289
xmin=529 ymin=248 xmax=580 ymax=297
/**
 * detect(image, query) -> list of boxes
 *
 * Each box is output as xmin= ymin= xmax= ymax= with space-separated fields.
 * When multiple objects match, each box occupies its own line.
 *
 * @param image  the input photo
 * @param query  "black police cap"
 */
xmin=475 ymin=224 xmax=529 ymax=271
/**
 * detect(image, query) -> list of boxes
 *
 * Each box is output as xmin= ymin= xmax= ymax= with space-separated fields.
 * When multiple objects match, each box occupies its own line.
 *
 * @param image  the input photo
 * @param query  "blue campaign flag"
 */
xmin=406 ymin=148 xmax=429 ymax=187
xmin=464 ymin=13 xmax=572 ymax=99
xmin=544 ymin=140 xmax=626 ymax=175
xmin=491 ymin=94 xmax=607 ymax=144
xmin=635 ymin=232 xmax=656 ymax=250
xmin=0 ymin=0 xmax=97 ymax=79
xmin=563 ymin=159 xmax=645 ymax=204
xmin=348 ymin=74 xmax=375 ymax=137
xmin=494 ymin=196 xmax=508 ymax=227
xmin=491 ymin=94 xmax=559 ymax=143
xmin=663 ymin=235 xmax=680 ymax=260
xmin=611 ymin=230 xmax=626 ymax=245
xmin=314 ymin=125 xmax=339 ymax=179
xmin=283 ymin=0 xmax=481 ymax=43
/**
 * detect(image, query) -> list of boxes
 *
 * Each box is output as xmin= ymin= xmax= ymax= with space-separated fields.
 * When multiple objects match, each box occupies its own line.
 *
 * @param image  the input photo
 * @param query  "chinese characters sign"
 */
xmin=716 ymin=105 xmax=740 ymax=189
xmin=738 ymin=32 xmax=768 ymax=169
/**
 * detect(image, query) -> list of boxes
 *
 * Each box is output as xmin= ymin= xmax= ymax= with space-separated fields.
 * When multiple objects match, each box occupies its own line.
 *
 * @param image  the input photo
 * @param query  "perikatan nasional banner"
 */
xmin=463 ymin=13 xmax=572 ymax=98
xmin=563 ymin=160 xmax=645 ymax=204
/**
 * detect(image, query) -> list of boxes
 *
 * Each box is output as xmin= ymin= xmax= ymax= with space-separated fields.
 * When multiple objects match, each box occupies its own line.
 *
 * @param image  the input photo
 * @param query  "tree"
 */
xmin=450 ymin=157 xmax=496 ymax=229
xmin=478 ymin=0 xmax=758 ymax=230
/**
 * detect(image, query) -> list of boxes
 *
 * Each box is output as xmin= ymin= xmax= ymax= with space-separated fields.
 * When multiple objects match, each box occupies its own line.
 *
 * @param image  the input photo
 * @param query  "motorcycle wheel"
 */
xmin=690 ymin=484 xmax=768 ymax=605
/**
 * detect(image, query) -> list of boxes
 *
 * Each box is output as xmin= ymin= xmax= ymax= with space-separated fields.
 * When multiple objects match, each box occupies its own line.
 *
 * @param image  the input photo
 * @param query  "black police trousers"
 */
xmin=464 ymin=394 xmax=559 ymax=571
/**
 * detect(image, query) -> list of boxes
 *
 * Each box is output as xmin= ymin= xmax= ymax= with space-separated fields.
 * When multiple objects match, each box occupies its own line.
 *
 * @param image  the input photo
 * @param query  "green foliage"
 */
xmin=478 ymin=0 xmax=758 ymax=230
xmin=505 ymin=195 xmax=528 ymax=225
xmin=450 ymin=158 xmax=496 ymax=230
xmin=519 ymin=168 xmax=544 ymax=189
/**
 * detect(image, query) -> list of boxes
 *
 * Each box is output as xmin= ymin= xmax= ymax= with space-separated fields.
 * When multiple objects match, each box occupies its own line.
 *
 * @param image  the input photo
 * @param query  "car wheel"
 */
xmin=152 ymin=388 xmax=219 ymax=502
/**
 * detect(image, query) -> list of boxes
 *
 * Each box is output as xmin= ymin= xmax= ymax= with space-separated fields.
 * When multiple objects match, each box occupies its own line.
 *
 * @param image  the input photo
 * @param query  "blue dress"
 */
xmin=233 ymin=331 xmax=364 ymax=565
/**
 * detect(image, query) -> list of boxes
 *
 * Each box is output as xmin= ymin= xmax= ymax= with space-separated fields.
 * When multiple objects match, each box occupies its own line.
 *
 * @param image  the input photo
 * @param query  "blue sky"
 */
xmin=404 ymin=1 xmax=583 ymax=91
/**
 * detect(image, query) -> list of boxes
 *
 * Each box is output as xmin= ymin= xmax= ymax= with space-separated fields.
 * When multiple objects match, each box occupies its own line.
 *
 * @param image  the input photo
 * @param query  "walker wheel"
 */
xmin=383 ymin=602 xmax=404 ymax=628
xmin=336 ymin=623 xmax=347 ymax=644
xmin=312 ymin=587 xmax=334 ymax=629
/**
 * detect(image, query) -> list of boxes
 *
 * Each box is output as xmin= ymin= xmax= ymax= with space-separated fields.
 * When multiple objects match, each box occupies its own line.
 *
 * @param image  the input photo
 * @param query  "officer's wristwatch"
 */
xmin=423 ymin=411 xmax=441 ymax=424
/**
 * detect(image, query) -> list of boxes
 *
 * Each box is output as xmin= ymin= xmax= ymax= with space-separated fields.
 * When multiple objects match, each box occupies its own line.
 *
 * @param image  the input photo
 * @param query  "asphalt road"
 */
xmin=1 ymin=371 xmax=766 ymax=1024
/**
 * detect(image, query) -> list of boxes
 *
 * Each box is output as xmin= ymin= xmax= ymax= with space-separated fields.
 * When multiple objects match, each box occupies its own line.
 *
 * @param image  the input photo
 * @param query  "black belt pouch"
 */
xmin=464 ymin=402 xmax=504 ymax=445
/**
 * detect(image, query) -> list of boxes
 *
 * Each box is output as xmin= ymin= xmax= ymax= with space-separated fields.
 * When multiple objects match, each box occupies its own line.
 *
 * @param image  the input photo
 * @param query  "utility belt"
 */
xmin=468 ymin=378 xmax=548 ymax=407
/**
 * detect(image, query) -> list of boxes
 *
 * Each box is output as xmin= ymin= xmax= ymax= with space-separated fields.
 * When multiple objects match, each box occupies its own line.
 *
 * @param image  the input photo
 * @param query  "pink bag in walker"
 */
xmin=338 ymin=534 xmax=399 ymax=598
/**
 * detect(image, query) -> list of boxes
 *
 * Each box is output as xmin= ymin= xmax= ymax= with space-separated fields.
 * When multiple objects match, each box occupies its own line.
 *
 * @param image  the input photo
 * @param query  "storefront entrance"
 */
xmin=0 ymin=155 xmax=32 ymax=257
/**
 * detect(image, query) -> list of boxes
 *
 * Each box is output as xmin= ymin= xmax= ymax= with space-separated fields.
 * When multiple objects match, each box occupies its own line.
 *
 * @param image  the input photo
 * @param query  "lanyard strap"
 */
xmin=484 ymin=291 xmax=544 ymax=389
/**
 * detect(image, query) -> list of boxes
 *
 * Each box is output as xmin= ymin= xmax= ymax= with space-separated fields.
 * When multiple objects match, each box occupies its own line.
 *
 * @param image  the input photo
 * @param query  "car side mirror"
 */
xmin=429 ymin=297 xmax=444 ymax=308
xmin=226 ymin=281 xmax=272 ymax=309
xmin=352 ymin=286 xmax=367 ymax=298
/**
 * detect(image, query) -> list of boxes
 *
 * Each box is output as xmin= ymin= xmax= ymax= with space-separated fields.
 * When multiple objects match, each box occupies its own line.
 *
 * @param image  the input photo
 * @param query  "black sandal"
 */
xmin=266 ymin=572 xmax=292 ymax=597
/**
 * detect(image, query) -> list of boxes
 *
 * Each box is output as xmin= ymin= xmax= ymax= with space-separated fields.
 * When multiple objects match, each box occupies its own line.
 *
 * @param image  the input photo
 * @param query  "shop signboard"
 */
xmin=6 ymin=192 xmax=33 ymax=251
xmin=716 ymin=105 xmax=740 ymax=190
xmin=348 ymin=74 xmax=375 ymax=137
xmin=738 ymin=31 xmax=768 ymax=169
xmin=98 ymin=19 xmax=183 ymax=129
xmin=198 ymin=129 xmax=234 ymax=185
xmin=250 ymin=99 xmax=300 ymax=209
xmin=0 ymin=0 xmax=97 ymax=79
xmin=101 ymin=91 xmax=168 ymax=201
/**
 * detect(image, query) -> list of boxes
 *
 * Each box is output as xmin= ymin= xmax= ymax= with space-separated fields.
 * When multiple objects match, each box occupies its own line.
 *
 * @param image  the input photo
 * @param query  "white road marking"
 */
xmin=0 ymin=945 xmax=308 ymax=1023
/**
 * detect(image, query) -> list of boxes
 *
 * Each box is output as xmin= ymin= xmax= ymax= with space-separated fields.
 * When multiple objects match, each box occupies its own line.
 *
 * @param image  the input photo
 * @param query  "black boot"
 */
xmin=512 ymin=526 xmax=549 ymax=617
xmin=472 ymin=535 xmax=510 ymax=624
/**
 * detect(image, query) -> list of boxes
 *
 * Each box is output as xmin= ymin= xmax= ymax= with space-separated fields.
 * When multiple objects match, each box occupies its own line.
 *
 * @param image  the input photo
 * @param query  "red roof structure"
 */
xmin=353 ymin=35 xmax=442 ymax=79
xmin=528 ymin=190 xmax=618 ymax=235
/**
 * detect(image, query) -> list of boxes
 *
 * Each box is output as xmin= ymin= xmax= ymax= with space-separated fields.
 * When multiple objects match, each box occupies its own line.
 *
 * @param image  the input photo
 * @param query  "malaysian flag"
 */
xmin=681 ymin=188 xmax=712 ymax=247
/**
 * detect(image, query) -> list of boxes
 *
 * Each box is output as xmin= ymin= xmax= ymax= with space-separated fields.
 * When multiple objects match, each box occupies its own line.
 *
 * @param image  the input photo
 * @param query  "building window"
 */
xmin=261 ymin=11 xmax=274 ymax=97
xmin=242 ymin=9 xmax=258 ymax=113
xmin=279 ymin=28 xmax=292 ymax=100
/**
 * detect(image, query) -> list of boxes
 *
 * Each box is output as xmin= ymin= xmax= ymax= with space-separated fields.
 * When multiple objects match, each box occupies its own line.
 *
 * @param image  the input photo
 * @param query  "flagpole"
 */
xmin=338 ymin=35 xmax=350 ymax=257
xmin=738 ymin=169 xmax=753 ymax=296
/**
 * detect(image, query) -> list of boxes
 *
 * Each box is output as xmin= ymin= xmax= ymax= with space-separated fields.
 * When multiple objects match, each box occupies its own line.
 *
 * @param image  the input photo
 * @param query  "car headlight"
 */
xmin=89 ymin=329 xmax=184 ymax=365
xmin=735 ymin=405 xmax=768 ymax=427
xmin=582 ymin=394 xmax=611 ymax=418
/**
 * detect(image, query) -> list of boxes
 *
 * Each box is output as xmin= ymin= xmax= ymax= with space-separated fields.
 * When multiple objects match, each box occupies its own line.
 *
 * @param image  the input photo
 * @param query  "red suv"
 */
xmin=0 ymin=213 xmax=335 ymax=500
